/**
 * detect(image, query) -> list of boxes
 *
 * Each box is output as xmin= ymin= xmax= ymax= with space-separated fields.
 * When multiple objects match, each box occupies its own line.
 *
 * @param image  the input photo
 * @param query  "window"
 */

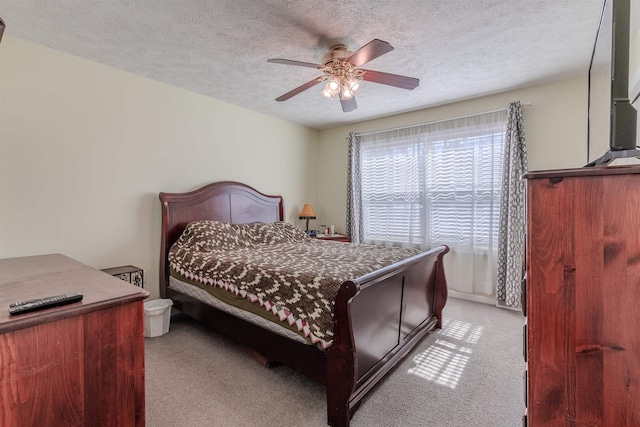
xmin=357 ymin=110 xmax=507 ymax=253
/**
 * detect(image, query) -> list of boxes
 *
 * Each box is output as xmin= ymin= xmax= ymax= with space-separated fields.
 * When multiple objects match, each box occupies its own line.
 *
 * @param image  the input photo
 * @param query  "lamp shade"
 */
xmin=299 ymin=204 xmax=316 ymax=218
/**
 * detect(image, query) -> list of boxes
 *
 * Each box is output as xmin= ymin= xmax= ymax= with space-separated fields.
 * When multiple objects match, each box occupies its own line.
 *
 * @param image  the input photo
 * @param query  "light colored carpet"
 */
xmin=144 ymin=297 xmax=524 ymax=426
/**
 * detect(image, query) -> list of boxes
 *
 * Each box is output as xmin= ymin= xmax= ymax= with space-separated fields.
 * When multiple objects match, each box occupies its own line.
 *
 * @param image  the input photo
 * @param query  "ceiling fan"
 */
xmin=267 ymin=39 xmax=419 ymax=112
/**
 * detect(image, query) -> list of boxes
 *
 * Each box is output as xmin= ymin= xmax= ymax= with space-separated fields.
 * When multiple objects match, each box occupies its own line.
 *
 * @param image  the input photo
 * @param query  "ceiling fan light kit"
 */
xmin=267 ymin=39 xmax=419 ymax=112
xmin=319 ymin=60 xmax=365 ymax=100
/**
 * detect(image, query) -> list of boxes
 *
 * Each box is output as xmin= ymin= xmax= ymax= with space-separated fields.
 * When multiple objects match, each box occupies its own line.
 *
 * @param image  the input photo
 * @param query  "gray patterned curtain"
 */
xmin=496 ymin=101 xmax=528 ymax=309
xmin=346 ymin=132 xmax=364 ymax=243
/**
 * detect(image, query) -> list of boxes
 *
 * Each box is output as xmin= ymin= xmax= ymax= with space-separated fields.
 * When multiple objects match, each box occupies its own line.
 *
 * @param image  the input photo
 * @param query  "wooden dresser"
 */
xmin=0 ymin=254 xmax=149 ymax=427
xmin=523 ymin=166 xmax=640 ymax=426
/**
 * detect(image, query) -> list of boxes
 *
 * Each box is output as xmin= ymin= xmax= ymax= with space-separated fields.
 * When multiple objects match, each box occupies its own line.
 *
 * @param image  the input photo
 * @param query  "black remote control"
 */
xmin=10 ymin=297 xmax=45 ymax=307
xmin=9 ymin=293 xmax=83 ymax=315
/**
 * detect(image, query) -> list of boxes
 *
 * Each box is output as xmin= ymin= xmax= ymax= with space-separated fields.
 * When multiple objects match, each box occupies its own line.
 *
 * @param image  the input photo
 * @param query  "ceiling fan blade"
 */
xmin=340 ymin=97 xmax=357 ymax=112
xmin=275 ymin=77 xmax=324 ymax=101
xmin=267 ymin=58 xmax=323 ymax=69
xmin=0 ymin=18 xmax=5 ymax=44
xmin=361 ymin=69 xmax=419 ymax=90
xmin=346 ymin=39 xmax=394 ymax=67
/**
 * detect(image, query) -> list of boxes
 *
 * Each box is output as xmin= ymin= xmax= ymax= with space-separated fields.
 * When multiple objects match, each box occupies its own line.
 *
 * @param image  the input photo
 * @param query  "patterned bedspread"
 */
xmin=169 ymin=221 xmax=423 ymax=349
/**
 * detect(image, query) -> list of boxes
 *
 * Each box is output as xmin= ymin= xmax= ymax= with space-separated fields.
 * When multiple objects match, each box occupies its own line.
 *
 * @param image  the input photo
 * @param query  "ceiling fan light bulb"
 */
xmin=321 ymin=85 xmax=335 ymax=99
xmin=327 ymin=79 xmax=340 ymax=91
xmin=349 ymin=79 xmax=362 ymax=95
xmin=340 ymin=86 xmax=354 ymax=100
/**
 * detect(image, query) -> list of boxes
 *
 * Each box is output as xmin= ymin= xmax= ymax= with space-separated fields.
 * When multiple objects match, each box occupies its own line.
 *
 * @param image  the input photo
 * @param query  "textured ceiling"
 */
xmin=1 ymin=0 xmax=637 ymax=129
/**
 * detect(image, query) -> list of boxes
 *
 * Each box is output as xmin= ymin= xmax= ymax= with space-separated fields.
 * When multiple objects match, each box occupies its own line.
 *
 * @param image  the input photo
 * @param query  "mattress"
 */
xmin=168 ymin=275 xmax=308 ymax=345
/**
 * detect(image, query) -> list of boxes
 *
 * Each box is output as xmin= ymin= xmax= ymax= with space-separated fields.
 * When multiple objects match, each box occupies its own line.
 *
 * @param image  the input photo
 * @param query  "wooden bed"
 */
xmin=159 ymin=181 xmax=449 ymax=427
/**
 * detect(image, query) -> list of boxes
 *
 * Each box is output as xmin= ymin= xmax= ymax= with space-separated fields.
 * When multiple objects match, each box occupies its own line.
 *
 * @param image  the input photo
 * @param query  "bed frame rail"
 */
xmin=327 ymin=246 xmax=449 ymax=426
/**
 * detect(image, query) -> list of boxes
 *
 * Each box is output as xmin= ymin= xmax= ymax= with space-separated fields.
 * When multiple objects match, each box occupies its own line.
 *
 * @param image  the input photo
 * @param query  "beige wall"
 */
xmin=631 ymin=28 xmax=640 ymax=100
xmin=629 ymin=31 xmax=640 ymax=96
xmin=0 ymin=37 xmax=319 ymax=299
xmin=631 ymin=28 xmax=640 ymax=141
xmin=316 ymin=77 xmax=589 ymax=235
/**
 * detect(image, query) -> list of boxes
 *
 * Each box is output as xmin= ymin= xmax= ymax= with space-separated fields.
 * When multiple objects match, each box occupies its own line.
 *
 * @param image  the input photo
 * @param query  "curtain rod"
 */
xmin=353 ymin=102 xmax=532 ymax=138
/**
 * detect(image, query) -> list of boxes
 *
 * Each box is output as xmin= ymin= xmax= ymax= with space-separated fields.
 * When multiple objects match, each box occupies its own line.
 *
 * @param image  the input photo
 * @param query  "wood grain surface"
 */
xmin=526 ymin=169 xmax=640 ymax=426
xmin=0 ymin=254 xmax=147 ymax=426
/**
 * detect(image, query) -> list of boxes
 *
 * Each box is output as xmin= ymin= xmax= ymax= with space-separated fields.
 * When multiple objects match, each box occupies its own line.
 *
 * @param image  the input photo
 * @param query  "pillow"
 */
xmin=176 ymin=220 xmax=253 ymax=252
xmin=175 ymin=220 xmax=307 ymax=252
xmin=251 ymin=221 xmax=309 ymax=245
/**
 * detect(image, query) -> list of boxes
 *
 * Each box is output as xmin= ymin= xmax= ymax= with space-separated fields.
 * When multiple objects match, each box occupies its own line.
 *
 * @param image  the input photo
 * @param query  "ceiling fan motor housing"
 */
xmin=322 ymin=44 xmax=353 ymax=65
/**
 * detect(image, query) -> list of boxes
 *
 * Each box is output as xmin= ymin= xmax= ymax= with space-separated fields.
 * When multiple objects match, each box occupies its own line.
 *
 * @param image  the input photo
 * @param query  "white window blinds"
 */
xmin=358 ymin=110 xmax=507 ymax=253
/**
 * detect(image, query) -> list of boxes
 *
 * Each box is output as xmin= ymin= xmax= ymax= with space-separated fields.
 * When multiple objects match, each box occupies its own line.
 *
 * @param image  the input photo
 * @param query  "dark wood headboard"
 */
xmin=158 ymin=181 xmax=284 ymax=296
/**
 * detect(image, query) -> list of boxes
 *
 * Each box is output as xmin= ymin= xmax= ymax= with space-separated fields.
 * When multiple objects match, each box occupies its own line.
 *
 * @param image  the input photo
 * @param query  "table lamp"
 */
xmin=299 ymin=204 xmax=316 ymax=233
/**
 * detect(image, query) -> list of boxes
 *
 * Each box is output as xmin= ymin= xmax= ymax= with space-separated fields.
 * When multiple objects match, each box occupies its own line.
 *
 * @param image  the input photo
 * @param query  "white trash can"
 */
xmin=144 ymin=299 xmax=173 ymax=338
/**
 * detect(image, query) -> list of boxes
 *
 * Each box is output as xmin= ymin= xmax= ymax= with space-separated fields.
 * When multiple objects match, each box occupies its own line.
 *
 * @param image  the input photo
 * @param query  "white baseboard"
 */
xmin=448 ymin=290 xmax=495 ymax=305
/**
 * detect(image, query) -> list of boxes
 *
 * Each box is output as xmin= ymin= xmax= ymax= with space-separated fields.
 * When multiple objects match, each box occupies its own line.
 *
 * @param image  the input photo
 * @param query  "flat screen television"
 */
xmin=587 ymin=0 xmax=638 ymax=166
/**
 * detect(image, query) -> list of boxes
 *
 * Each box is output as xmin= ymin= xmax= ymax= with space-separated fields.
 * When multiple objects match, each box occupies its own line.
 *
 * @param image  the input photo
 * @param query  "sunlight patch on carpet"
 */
xmin=407 ymin=318 xmax=485 ymax=389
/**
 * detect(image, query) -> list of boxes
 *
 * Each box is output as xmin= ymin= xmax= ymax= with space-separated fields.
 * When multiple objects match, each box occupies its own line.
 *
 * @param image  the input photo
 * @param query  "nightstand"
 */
xmin=101 ymin=265 xmax=144 ymax=287
xmin=313 ymin=234 xmax=351 ymax=243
